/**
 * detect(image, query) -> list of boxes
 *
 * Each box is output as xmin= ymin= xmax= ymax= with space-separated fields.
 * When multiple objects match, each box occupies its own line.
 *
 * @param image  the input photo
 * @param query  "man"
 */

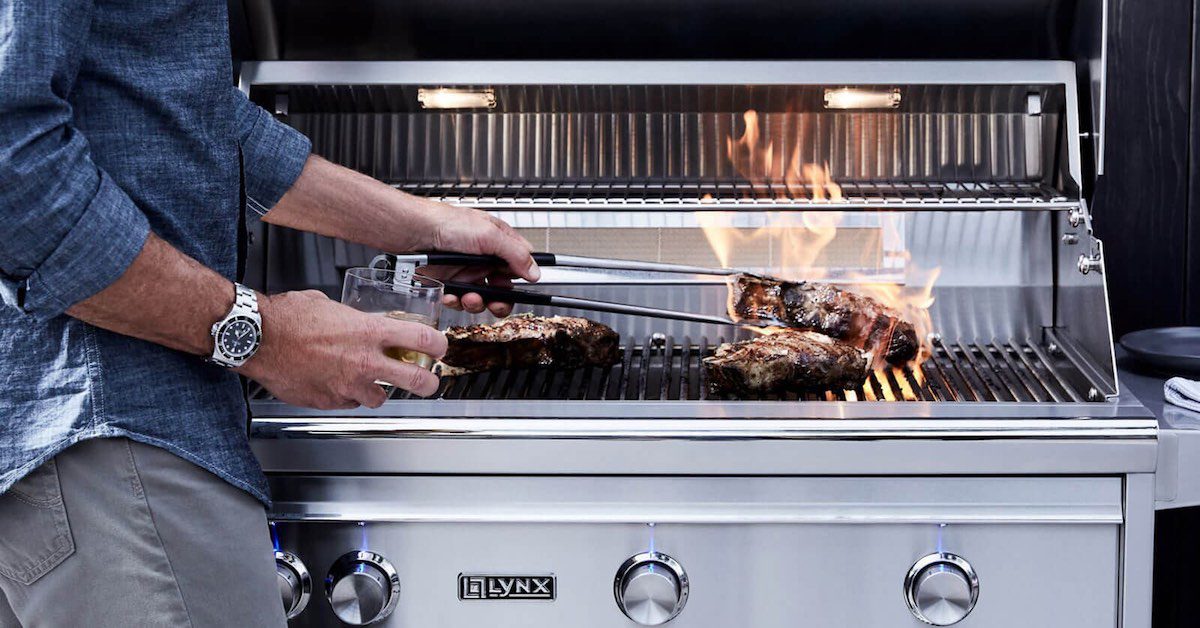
xmin=0 ymin=2 xmax=536 ymax=625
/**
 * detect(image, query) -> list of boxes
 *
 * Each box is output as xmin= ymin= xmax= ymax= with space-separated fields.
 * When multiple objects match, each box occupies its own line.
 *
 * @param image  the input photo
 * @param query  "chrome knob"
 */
xmin=904 ymin=553 xmax=979 ymax=626
xmin=614 ymin=552 xmax=689 ymax=626
xmin=275 ymin=551 xmax=312 ymax=619
xmin=325 ymin=551 xmax=400 ymax=626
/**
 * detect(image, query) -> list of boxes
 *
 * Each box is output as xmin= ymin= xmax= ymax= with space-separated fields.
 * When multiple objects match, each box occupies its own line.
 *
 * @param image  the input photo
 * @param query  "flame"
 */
xmin=703 ymin=108 xmax=942 ymax=372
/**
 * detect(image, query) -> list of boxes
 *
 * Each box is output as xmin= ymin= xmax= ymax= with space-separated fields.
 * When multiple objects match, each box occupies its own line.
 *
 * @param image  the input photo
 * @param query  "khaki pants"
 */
xmin=0 ymin=438 xmax=285 ymax=628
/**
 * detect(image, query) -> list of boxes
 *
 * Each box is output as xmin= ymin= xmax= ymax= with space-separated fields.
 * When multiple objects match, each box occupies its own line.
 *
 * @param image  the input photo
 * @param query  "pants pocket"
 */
xmin=0 ymin=460 xmax=75 ymax=585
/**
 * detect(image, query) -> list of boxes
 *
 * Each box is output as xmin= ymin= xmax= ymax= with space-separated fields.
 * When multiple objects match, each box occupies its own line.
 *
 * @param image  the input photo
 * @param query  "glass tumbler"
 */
xmin=342 ymin=267 xmax=444 ymax=370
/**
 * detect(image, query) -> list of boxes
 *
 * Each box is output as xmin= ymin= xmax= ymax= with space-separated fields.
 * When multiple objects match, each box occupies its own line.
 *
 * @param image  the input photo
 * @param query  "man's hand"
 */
xmin=421 ymin=203 xmax=540 ymax=317
xmin=265 ymin=156 xmax=540 ymax=317
xmin=238 ymin=290 xmax=448 ymax=408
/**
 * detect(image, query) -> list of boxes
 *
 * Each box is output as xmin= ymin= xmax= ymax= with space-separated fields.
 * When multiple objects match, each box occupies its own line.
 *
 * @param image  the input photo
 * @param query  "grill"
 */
xmin=236 ymin=51 xmax=1169 ymax=628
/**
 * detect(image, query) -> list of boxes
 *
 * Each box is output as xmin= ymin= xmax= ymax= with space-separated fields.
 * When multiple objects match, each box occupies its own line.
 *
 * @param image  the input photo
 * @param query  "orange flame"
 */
xmin=702 ymin=108 xmax=941 ymax=368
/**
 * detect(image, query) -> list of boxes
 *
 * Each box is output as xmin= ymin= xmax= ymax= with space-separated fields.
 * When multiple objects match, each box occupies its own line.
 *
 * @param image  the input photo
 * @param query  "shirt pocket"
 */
xmin=0 ymin=460 xmax=75 ymax=585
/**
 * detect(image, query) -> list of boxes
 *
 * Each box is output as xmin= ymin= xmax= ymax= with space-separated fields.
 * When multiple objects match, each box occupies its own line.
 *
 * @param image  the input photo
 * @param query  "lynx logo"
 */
xmin=458 ymin=574 xmax=556 ymax=601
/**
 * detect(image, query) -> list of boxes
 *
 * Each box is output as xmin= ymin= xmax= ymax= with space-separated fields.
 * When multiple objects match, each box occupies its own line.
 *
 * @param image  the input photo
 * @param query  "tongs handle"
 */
xmin=442 ymin=281 xmax=553 ymax=306
xmin=419 ymin=252 xmax=560 ymax=268
xmin=442 ymin=281 xmax=736 ymax=327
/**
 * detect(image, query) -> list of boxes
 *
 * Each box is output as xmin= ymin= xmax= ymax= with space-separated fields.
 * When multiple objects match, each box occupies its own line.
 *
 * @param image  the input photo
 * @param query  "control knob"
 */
xmin=325 ymin=551 xmax=401 ymax=626
xmin=614 ymin=552 xmax=689 ymax=626
xmin=904 ymin=553 xmax=979 ymax=626
xmin=275 ymin=551 xmax=311 ymax=619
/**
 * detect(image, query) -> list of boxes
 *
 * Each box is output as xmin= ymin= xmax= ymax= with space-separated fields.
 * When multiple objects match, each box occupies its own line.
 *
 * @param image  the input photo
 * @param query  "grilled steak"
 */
xmin=441 ymin=314 xmax=621 ymax=374
xmin=703 ymin=330 xmax=869 ymax=396
xmin=729 ymin=274 xmax=919 ymax=366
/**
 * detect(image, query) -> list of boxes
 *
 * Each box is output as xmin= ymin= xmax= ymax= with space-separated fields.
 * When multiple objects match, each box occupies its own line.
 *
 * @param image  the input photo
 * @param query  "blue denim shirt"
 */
xmin=0 ymin=1 xmax=310 ymax=505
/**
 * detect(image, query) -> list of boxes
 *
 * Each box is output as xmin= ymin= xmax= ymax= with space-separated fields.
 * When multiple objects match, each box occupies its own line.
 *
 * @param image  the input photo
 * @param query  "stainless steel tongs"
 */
xmin=372 ymin=252 xmax=756 ymax=327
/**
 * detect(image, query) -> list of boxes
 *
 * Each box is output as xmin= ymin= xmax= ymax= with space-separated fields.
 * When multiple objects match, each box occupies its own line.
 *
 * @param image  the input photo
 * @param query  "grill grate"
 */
xmin=250 ymin=337 xmax=1087 ymax=403
xmin=395 ymin=181 xmax=1072 ymax=210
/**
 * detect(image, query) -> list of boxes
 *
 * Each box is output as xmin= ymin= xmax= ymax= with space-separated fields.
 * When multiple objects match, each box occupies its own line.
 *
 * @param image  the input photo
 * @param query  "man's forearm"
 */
xmin=263 ymin=154 xmax=439 ymax=252
xmin=66 ymin=232 xmax=232 ymax=356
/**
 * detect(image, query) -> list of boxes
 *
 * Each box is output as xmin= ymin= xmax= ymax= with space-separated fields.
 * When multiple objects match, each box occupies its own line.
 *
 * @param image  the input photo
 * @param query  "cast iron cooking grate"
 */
xmin=249 ymin=336 xmax=1089 ymax=403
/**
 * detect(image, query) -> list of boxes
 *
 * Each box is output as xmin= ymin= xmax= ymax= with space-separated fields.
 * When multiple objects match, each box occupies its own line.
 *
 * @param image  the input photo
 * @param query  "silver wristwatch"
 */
xmin=209 ymin=283 xmax=263 ymax=368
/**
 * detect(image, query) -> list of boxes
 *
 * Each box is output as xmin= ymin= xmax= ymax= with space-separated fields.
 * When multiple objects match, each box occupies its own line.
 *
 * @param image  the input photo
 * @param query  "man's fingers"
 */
xmin=486 ymin=228 xmax=540 ymax=282
xmin=376 ymin=317 xmax=448 ymax=359
xmin=459 ymin=292 xmax=486 ymax=314
xmin=485 ymin=275 xmax=514 ymax=317
xmin=349 ymin=382 xmax=388 ymax=409
xmin=442 ymin=294 xmax=463 ymax=310
xmin=374 ymin=360 xmax=441 ymax=398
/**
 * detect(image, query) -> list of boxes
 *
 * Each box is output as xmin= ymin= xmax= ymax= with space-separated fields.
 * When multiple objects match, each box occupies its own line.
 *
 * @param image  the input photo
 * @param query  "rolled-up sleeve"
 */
xmin=231 ymin=88 xmax=312 ymax=217
xmin=0 ymin=0 xmax=150 ymax=321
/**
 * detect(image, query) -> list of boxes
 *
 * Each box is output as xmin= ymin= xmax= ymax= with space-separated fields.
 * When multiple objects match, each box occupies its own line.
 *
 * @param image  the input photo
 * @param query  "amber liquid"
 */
xmin=383 ymin=310 xmax=436 ymax=370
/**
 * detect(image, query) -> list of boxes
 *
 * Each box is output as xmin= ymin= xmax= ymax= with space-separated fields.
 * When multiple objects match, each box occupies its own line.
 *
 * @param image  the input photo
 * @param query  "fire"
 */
xmin=701 ymin=108 xmax=942 ymax=372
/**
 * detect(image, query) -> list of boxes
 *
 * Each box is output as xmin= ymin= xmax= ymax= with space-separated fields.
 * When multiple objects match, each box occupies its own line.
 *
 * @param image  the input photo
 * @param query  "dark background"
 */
xmin=230 ymin=0 xmax=1200 ymax=624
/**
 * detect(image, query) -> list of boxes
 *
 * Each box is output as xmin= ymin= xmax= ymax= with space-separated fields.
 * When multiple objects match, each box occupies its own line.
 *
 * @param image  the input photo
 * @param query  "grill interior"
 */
xmin=250 ymin=337 xmax=1091 ymax=404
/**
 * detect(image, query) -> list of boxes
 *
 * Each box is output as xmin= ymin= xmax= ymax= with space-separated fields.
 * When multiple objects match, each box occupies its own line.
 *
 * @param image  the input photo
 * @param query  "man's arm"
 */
xmin=263 ymin=155 xmax=541 ymax=316
xmin=67 ymin=233 xmax=447 ymax=408
xmin=231 ymin=88 xmax=539 ymax=316
xmin=0 ymin=5 xmax=445 ymax=408
xmin=0 ymin=0 xmax=150 ymax=321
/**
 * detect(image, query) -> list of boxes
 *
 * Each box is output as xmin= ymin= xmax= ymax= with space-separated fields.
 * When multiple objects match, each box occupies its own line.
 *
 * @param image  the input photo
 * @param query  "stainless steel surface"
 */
xmin=265 ymin=476 xmax=1125 ymax=524
xmin=325 ymin=551 xmax=401 ymax=626
xmin=275 ymin=550 xmax=312 ymax=620
xmin=614 ymin=552 xmax=689 ymax=626
xmin=904 ymin=553 xmax=980 ymax=626
xmin=270 ymin=478 xmax=1123 ymax=628
xmin=1054 ymin=208 xmax=1119 ymax=398
xmin=238 ymin=60 xmax=1085 ymax=194
xmin=1116 ymin=349 xmax=1200 ymax=511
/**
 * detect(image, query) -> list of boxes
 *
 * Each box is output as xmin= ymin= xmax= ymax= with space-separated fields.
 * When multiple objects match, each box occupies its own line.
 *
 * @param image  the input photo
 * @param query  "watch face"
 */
xmin=219 ymin=318 xmax=259 ymax=359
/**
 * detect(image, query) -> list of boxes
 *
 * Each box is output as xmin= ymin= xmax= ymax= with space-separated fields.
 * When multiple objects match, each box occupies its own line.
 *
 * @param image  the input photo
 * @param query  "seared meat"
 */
xmin=441 ymin=314 xmax=621 ymax=374
xmin=729 ymin=274 xmax=919 ymax=366
xmin=703 ymin=330 xmax=869 ymax=396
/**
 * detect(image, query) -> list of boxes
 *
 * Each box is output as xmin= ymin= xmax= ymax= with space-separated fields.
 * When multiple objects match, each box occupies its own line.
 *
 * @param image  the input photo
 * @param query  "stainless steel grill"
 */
xmin=248 ymin=336 xmax=1087 ymax=403
xmin=238 ymin=58 xmax=1175 ymax=628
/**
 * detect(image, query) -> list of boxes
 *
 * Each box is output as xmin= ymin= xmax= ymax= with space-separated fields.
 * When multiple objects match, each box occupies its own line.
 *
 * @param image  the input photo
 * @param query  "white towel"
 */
xmin=1164 ymin=377 xmax=1200 ymax=413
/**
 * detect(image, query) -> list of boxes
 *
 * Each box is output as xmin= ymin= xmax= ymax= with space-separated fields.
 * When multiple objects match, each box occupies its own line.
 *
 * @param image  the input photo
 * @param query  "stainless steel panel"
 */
xmin=266 ymin=476 xmax=1124 ymax=523
xmin=270 ymin=476 xmax=1122 ymax=627
xmin=1054 ymin=208 xmax=1119 ymax=397
xmin=239 ymin=60 xmax=1085 ymax=189
xmin=250 ymin=430 xmax=1158 ymax=476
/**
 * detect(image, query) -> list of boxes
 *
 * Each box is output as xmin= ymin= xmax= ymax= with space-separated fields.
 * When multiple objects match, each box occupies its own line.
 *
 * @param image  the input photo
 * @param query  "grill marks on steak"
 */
xmin=729 ymin=274 xmax=919 ymax=366
xmin=703 ymin=330 xmax=869 ymax=396
xmin=441 ymin=314 xmax=621 ymax=374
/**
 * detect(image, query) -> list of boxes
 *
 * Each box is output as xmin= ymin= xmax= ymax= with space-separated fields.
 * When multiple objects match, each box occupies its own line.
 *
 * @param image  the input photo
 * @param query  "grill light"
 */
xmin=823 ymin=87 xmax=902 ymax=110
xmin=417 ymin=87 xmax=496 ymax=110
